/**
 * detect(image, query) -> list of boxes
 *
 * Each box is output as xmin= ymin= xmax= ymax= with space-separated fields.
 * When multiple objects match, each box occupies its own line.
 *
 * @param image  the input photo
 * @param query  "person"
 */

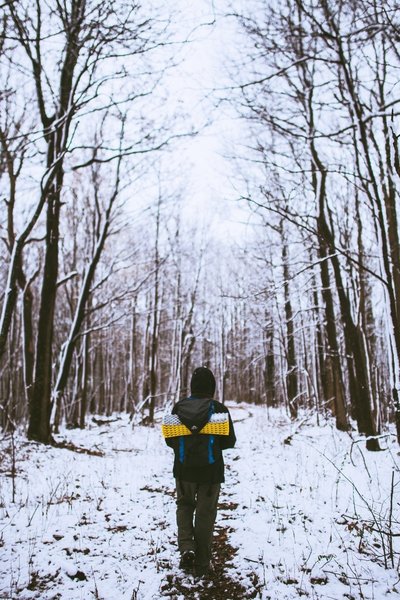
xmin=162 ymin=366 xmax=236 ymax=577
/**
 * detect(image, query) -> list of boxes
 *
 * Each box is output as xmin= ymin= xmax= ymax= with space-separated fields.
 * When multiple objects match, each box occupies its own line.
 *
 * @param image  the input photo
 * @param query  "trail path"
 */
xmin=0 ymin=404 xmax=398 ymax=599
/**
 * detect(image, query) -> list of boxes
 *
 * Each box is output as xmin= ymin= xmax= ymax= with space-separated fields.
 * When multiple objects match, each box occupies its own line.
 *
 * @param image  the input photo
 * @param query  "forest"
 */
xmin=1 ymin=1 xmax=400 ymax=598
xmin=1 ymin=0 xmax=399 ymax=451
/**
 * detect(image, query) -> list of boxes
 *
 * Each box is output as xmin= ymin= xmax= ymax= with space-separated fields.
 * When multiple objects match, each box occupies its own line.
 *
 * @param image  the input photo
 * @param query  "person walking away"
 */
xmin=162 ymin=367 xmax=236 ymax=577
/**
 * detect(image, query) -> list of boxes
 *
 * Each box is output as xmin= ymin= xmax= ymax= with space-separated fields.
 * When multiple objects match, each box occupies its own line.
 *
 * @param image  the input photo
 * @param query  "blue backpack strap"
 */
xmin=208 ymin=435 xmax=215 ymax=464
xmin=179 ymin=436 xmax=185 ymax=463
xmin=208 ymin=400 xmax=215 ymax=464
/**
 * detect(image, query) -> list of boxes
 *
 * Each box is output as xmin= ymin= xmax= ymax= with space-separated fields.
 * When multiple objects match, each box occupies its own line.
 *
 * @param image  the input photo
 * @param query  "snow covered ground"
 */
xmin=0 ymin=404 xmax=399 ymax=599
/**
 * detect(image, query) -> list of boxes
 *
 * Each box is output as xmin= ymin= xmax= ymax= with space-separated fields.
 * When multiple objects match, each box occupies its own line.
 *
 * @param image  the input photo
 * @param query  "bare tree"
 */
xmin=52 ymin=124 xmax=124 ymax=430
xmin=227 ymin=0 xmax=399 ymax=446
xmin=1 ymin=0 xmax=174 ymax=442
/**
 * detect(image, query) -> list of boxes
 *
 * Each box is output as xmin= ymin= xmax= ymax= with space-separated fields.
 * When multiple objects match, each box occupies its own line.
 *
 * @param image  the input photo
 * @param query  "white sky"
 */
xmin=159 ymin=0 xmax=252 ymax=241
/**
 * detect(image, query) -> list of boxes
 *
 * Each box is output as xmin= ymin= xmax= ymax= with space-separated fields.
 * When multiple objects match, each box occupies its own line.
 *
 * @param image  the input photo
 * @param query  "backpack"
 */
xmin=162 ymin=399 xmax=229 ymax=467
xmin=178 ymin=431 xmax=222 ymax=467
xmin=178 ymin=400 xmax=222 ymax=467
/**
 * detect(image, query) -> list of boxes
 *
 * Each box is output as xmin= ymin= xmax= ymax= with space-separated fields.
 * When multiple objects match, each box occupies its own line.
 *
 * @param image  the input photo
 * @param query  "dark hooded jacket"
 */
xmin=165 ymin=366 xmax=236 ymax=484
xmin=165 ymin=395 xmax=236 ymax=483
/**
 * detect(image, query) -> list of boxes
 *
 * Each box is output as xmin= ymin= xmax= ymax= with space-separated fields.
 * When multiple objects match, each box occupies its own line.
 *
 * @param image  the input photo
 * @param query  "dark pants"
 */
xmin=176 ymin=479 xmax=220 ymax=568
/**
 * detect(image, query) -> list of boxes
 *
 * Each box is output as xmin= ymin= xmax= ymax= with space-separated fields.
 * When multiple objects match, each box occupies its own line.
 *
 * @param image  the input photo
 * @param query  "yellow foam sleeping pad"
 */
xmin=162 ymin=413 xmax=230 ymax=438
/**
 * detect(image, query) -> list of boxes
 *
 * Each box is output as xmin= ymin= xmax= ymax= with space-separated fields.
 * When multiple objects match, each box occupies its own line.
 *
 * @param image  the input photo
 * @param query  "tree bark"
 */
xmin=317 ymin=238 xmax=348 ymax=430
xmin=28 ymin=193 xmax=61 ymax=442
xmin=281 ymin=226 xmax=298 ymax=419
xmin=319 ymin=215 xmax=381 ymax=450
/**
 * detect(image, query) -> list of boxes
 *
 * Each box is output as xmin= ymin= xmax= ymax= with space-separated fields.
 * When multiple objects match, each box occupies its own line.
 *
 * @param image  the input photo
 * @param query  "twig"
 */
xmin=243 ymin=556 xmax=263 ymax=564
xmin=302 ymin=439 xmax=393 ymax=568
xmin=389 ymin=470 xmax=395 ymax=568
xmin=323 ymin=569 xmax=378 ymax=583
xmin=283 ymin=414 xmax=312 ymax=445
xmin=350 ymin=443 xmax=372 ymax=482
xmin=10 ymin=427 xmax=16 ymax=504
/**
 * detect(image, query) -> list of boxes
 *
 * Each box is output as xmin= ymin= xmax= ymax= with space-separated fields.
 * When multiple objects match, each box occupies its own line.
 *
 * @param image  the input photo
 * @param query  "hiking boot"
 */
xmin=179 ymin=550 xmax=195 ymax=571
xmin=194 ymin=562 xmax=212 ymax=578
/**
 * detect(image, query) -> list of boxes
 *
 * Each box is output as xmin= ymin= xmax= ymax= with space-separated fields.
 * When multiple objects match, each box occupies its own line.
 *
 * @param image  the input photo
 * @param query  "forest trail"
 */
xmin=0 ymin=404 xmax=398 ymax=600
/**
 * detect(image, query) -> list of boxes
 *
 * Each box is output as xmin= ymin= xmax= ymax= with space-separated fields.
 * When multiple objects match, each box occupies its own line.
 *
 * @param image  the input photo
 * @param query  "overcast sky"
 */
xmin=160 ymin=0 xmax=252 ymax=239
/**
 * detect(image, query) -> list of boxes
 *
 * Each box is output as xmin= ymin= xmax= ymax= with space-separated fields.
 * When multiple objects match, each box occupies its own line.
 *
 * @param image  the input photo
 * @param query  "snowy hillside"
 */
xmin=0 ymin=404 xmax=398 ymax=599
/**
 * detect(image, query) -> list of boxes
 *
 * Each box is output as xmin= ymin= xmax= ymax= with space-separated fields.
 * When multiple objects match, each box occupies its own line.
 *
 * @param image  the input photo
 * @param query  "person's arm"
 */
xmin=220 ymin=411 xmax=236 ymax=449
xmin=165 ymin=436 xmax=178 ymax=450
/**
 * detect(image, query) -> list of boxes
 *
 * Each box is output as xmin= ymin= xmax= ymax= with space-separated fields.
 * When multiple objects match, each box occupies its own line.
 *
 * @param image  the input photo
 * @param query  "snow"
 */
xmin=0 ymin=404 xmax=399 ymax=599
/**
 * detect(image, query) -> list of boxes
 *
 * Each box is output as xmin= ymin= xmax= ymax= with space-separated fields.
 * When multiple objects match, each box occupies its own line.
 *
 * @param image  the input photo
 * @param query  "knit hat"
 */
xmin=190 ymin=367 xmax=216 ymax=397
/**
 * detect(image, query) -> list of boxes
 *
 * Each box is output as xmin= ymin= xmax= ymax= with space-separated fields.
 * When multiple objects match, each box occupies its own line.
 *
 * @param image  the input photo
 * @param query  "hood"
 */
xmin=190 ymin=367 xmax=216 ymax=397
xmin=174 ymin=396 xmax=212 ymax=434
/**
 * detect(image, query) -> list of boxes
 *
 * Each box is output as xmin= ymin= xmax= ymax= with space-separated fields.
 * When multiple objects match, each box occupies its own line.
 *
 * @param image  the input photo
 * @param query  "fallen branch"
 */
xmin=53 ymin=440 xmax=104 ymax=456
xmin=283 ymin=414 xmax=313 ymax=445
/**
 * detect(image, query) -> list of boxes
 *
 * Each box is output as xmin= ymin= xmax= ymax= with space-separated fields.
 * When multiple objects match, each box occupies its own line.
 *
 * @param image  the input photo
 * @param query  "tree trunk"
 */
xmin=148 ymin=197 xmax=161 ymax=423
xmin=281 ymin=228 xmax=298 ymax=419
xmin=317 ymin=238 xmax=348 ymax=430
xmin=79 ymin=333 xmax=89 ymax=429
xmin=28 ymin=194 xmax=61 ymax=443
xmin=320 ymin=215 xmax=381 ymax=451
xmin=264 ymin=322 xmax=275 ymax=407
